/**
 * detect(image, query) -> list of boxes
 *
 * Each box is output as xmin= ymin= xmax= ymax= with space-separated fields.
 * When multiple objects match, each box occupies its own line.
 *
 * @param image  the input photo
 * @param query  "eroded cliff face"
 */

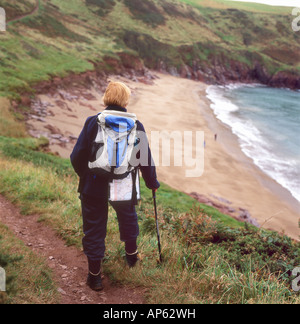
xmin=120 ymin=51 xmax=300 ymax=90
xmin=16 ymin=51 xmax=299 ymax=116
xmin=122 ymin=32 xmax=300 ymax=90
xmin=177 ymin=60 xmax=300 ymax=90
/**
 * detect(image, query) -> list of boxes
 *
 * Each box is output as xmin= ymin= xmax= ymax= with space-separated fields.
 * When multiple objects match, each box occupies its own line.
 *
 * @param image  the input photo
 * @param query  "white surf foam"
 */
xmin=206 ymin=85 xmax=300 ymax=203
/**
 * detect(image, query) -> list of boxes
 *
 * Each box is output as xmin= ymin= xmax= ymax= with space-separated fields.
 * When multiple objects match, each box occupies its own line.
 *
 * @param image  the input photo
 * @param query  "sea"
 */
xmin=206 ymin=84 xmax=300 ymax=203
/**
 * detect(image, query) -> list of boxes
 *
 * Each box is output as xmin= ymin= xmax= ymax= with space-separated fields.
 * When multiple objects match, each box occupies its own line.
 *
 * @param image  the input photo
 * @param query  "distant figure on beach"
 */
xmin=214 ymin=133 xmax=217 ymax=141
xmin=70 ymin=81 xmax=160 ymax=291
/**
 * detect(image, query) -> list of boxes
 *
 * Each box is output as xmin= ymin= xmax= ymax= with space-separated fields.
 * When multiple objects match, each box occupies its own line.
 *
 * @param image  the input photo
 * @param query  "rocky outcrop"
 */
xmin=269 ymin=71 xmax=300 ymax=90
xmin=189 ymin=192 xmax=260 ymax=228
xmin=21 ymin=59 xmax=157 ymax=155
xmin=29 ymin=53 xmax=155 ymax=97
xmin=169 ymin=60 xmax=300 ymax=90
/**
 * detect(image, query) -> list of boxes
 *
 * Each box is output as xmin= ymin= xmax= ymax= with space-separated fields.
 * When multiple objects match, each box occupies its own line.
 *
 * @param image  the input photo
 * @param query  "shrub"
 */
xmin=166 ymin=207 xmax=300 ymax=287
xmin=123 ymin=0 xmax=165 ymax=27
xmin=85 ymin=0 xmax=116 ymax=17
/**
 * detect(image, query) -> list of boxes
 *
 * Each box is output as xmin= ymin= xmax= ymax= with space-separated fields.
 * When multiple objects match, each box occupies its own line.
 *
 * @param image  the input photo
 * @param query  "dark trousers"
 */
xmin=80 ymin=194 xmax=139 ymax=261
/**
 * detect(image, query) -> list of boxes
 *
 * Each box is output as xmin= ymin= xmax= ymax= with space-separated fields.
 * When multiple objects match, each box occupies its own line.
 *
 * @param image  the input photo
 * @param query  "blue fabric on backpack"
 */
xmin=107 ymin=136 xmax=114 ymax=167
xmin=105 ymin=115 xmax=134 ymax=168
xmin=105 ymin=115 xmax=135 ymax=132
xmin=107 ymin=136 xmax=128 ymax=168
xmin=117 ymin=137 xmax=127 ymax=167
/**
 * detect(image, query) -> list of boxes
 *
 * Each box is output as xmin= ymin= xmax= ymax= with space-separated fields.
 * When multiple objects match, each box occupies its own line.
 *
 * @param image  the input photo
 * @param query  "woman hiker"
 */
xmin=70 ymin=81 xmax=160 ymax=291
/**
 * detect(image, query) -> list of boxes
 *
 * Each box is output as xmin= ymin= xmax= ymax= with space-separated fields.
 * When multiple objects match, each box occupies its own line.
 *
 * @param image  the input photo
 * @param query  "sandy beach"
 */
xmin=27 ymin=72 xmax=300 ymax=240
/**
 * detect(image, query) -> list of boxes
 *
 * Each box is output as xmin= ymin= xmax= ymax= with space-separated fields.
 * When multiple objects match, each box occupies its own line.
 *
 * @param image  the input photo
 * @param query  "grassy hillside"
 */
xmin=0 ymin=135 xmax=299 ymax=304
xmin=0 ymin=0 xmax=299 ymax=99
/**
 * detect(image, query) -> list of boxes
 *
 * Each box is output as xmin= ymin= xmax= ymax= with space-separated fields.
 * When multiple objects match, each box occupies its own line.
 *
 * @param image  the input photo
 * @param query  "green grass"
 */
xmin=0 ymin=223 xmax=58 ymax=304
xmin=0 ymin=135 xmax=298 ymax=304
xmin=0 ymin=0 xmax=117 ymax=98
xmin=0 ymin=98 xmax=27 ymax=138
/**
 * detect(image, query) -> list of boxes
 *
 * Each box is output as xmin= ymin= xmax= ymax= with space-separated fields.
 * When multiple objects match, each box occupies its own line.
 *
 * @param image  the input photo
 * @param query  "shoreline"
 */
xmin=129 ymin=74 xmax=300 ymax=240
xmin=197 ymin=86 xmax=300 ymax=216
xmin=26 ymin=72 xmax=300 ymax=240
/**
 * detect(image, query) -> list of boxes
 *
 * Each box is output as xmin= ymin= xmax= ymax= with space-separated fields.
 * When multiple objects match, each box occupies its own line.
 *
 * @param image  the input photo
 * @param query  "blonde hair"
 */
xmin=102 ymin=81 xmax=131 ymax=108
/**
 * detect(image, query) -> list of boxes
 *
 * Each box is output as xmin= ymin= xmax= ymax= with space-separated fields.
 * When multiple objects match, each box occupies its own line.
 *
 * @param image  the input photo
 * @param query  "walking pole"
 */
xmin=152 ymin=189 xmax=162 ymax=264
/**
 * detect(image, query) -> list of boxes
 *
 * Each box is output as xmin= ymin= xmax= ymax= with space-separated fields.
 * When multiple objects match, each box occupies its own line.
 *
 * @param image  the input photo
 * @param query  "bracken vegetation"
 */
xmin=123 ymin=0 xmax=166 ymax=27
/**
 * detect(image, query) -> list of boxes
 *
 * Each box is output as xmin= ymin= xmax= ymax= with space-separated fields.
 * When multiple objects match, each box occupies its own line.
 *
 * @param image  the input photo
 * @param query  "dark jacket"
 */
xmin=70 ymin=105 xmax=160 ymax=198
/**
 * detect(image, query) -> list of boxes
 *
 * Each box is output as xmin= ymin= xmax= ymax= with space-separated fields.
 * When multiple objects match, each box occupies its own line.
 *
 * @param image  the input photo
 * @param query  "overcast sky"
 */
xmin=228 ymin=0 xmax=300 ymax=7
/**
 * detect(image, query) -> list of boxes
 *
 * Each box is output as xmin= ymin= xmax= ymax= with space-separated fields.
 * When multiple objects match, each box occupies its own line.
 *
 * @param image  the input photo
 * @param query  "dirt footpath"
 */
xmin=0 ymin=195 xmax=145 ymax=304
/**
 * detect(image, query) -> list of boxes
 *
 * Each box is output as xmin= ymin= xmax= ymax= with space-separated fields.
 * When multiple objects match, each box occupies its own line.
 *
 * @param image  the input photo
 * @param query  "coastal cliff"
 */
xmin=1 ymin=0 xmax=299 ymax=100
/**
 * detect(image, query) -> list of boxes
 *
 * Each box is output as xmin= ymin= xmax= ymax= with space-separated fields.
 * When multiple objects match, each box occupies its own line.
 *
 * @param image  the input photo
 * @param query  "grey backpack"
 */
xmin=88 ymin=110 xmax=138 ymax=180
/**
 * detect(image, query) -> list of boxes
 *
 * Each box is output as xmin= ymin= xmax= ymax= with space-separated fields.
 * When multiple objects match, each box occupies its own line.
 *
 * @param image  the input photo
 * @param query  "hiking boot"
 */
xmin=125 ymin=251 xmax=139 ymax=268
xmin=86 ymin=272 xmax=103 ymax=291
